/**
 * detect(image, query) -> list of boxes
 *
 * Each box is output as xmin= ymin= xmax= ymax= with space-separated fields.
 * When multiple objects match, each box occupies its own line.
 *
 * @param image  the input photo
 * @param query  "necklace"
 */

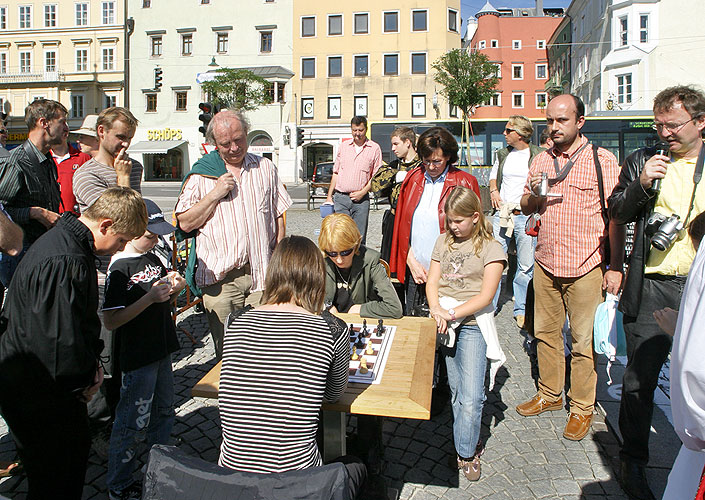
xmin=334 ymin=266 xmax=350 ymax=289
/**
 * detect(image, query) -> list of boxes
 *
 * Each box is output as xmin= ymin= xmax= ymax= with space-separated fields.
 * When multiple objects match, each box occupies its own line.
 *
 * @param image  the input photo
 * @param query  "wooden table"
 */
xmin=192 ymin=313 xmax=436 ymax=461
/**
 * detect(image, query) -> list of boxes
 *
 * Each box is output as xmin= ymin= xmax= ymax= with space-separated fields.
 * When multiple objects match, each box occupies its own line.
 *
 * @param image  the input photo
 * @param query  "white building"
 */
xmin=126 ymin=0 xmax=297 ymax=183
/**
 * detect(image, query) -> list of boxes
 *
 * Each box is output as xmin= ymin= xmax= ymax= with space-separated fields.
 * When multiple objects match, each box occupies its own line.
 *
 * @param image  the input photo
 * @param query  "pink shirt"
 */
xmin=175 ymin=153 xmax=292 ymax=290
xmin=333 ymin=138 xmax=382 ymax=193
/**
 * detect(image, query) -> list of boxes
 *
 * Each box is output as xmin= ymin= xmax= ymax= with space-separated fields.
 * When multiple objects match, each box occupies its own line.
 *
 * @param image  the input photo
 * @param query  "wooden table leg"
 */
xmin=322 ymin=410 xmax=346 ymax=462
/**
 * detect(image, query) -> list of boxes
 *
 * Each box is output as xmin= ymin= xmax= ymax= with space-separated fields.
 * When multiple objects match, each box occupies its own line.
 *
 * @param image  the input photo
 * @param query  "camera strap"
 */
xmin=549 ymin=141 xmax=590 ymax=186
xmin=682 ymin=143 xmax=705 ymax=227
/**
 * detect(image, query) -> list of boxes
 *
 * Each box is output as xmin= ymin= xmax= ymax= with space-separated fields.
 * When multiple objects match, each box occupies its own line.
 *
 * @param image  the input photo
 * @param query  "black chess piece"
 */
xmin=376 ymin=319 xmax=384 ymax=337
xmin=362 ymin=319 xmax=368 ymax=336
xmin=355 ymin=335 xmax=365 ymax=349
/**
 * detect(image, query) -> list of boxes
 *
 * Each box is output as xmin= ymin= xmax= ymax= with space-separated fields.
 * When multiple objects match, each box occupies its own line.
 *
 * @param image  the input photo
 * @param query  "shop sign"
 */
xmin=147 ymin=128 xmax=183 ymax=141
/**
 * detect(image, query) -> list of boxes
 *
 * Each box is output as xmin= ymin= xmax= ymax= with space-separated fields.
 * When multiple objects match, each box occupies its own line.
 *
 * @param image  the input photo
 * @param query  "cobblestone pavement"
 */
xmin=0 ymin=205 xmax=642 ymax=499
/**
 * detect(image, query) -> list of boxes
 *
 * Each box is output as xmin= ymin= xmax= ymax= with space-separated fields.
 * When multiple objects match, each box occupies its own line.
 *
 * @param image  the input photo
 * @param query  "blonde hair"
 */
xmin=318 ymin=213 xmax=362 ymax=255
xmin=82 ymin=187 xmax=148 ymax=239
xmin=97 ymin=107 xmax=139 ymax=134
xmin=443 ymin=186 xmax=493 ymax=253
xmin=507 ymin=115 xmax=534 ymax=143
xmin=262 ymin=236 xmax=326 ymax=314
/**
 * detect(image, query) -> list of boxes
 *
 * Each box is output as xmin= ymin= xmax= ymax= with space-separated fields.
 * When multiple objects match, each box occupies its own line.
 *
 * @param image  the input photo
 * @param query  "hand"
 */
xmin=114 ymin=147 xmax=133 ymax=179
xmin=79 ymin=366 xmax=104 ymax=403
xmin=147 ymin=278 xmax=172 ymax=303
xmin=406 ymin=253 xmax=428 ymax=284
xmin=167 ymin=271 xmax=186 ymax=294
xmin=29 ymin=207 xmax=60 ymax=228
xmin=348 ymin=304 xmax=362 ymax=314
xmin=328 ymin=305 xmax=339 ymax=314
xmin=528 ymin=172 xmax=544 ymax=197
xmin=639 ymin=154 xmax=669 ymax=190
xmin=349 ymin=189 xmax=366 ymax=202
xmin=602 ymin=269 xmax=623 ymax=295
xmin=490 ymin=190 xmax=502 ymax=210
xmin=653 ymin=307 xmax=678 ymax=336
xmin=430 ymin=308 xmax=448 ymax=334
xmin=212 ymin=172 xmax=236 ymax=200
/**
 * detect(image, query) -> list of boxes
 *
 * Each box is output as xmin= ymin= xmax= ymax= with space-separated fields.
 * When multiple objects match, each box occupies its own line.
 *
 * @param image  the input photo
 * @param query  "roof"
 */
xmin=477 ymin=1 xmax=500 ymax=17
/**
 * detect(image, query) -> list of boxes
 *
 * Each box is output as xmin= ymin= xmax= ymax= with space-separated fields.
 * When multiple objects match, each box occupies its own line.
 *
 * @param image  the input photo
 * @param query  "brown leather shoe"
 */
xmin=515 ymin=394 xmax=563 ymax=416
xmin=563 ymin=412 xmax=593 ymax=441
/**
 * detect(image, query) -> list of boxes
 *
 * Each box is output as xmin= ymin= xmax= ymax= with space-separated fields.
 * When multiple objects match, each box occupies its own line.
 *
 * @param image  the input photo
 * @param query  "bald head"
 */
xmin=207 ymin=110 xmax=250 ymax=167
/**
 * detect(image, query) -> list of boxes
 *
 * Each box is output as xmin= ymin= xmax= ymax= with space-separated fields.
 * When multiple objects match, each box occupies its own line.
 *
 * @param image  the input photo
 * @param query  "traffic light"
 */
xmin=296 ymin=127 xmax=305 ymax=147
xmin=154 ymin=67 xmax=163 ymax=90
xmin=198 ymin=102 xmax=213 ymax=137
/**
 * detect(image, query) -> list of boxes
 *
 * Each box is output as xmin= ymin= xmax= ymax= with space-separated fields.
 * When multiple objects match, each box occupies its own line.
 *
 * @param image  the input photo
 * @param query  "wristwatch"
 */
xmin=448 ymin=308 xmax=456 ymax=321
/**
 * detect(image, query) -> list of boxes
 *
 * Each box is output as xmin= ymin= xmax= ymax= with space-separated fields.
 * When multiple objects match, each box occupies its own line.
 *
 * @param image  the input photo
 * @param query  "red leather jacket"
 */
xmin=390 ymin=166 xmax=480 ymax=283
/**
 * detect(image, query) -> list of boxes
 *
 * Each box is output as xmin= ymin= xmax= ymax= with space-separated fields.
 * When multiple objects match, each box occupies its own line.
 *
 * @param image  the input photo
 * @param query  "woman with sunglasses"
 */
xmin=319 ymin=213 xmax=402 ymax=319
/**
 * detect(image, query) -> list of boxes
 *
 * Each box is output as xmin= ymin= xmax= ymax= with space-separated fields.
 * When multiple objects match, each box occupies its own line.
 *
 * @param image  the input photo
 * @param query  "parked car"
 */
xmin=312 ymin=162 xmax=333 ymax=184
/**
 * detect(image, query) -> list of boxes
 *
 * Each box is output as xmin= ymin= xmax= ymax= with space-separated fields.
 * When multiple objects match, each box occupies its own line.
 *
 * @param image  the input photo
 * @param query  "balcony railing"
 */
xmin=0 ymin=70 xmax=65 ymax=83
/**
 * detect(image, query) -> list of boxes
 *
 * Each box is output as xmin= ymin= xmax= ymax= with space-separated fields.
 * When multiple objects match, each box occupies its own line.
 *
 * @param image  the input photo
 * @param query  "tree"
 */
xmin=432 ymin=49 xmax=500 ymax=165
xmin=200 ymin=68 xmax=272 ymax=112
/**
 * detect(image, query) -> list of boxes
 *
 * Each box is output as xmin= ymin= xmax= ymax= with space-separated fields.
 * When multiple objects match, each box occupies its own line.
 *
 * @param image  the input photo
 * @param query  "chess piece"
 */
xmin=376 ymin=319 xmax=384 ymax=337
xmin=356 ymin=335 xmax=365 ymax=349
xmin=365 ymin=342 xmax=374 ymax=355
xmin=351 ymin=348 xmax=359 ymax=361
xmin=359 ymin=357 xmax=368 ymax=374
xmin=362 ymin=319 xmax=368 ymax=336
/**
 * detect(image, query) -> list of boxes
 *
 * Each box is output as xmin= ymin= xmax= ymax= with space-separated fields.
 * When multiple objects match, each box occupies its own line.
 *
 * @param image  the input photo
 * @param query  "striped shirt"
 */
xmin=72 ymin=157 xmax=143 ymax=212
xmin=174 ymin=153 xmax=292 ymax=290
xmin=218 ymin=310 xmax=349 ymax=473
xmin=333 ymin=138 xmax=382 ymax=193
xmin=524 ymin=135 xmax=619 ymax=278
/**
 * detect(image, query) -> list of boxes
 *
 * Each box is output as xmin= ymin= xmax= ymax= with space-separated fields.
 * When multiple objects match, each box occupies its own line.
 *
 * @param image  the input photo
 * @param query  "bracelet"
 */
xmin=490 ymin=189 xmax=498 ymax=194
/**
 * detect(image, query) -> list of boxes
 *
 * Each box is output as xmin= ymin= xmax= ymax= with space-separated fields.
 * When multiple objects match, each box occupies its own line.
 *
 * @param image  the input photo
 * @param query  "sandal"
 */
xmin=0 ymin=460 xmax=23 ymax=478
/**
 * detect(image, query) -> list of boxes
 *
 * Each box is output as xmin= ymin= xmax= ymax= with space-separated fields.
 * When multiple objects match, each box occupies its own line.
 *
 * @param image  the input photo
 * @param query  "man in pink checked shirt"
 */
xmin=326 ymin=116 xmax=382 ymax=245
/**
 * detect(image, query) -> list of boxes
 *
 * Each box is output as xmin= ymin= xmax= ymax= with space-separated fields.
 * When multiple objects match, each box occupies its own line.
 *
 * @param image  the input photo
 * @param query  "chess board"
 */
xmin=347 ymin=321 xmax=397 ymax=385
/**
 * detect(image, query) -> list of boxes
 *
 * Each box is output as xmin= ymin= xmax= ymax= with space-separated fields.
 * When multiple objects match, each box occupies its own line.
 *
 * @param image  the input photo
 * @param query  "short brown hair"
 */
xmin=262 ymin=236 xmax=326 ymax=314
xmin=351 ymin=116 xmax=367 ymax=128
xmin=507 ymin=115 xmax=533 ymax=143
xmin=391 ymin=127 xmax=416 ymax=148
xmin=318 ymin=213 xmax=362 ymax=255
xmin=82 ymin=187 xmax=148 ymax=239
xmin=417 ymin=126 xmax=459 ymax=165
xmin=688 ymin=211 xmax=705 ymax=248
xmin=97 ymin=107 xmax=139 ymax=134
xmin=653 ymin=85 xmax=705 ymax=120
xmin=25 ymin=99 xmax=67 ymax=130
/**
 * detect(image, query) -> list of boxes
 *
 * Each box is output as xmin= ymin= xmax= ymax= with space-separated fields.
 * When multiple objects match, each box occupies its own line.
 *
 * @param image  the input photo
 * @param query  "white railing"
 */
xmin=0 ymin=70 xmax=65 ymax=83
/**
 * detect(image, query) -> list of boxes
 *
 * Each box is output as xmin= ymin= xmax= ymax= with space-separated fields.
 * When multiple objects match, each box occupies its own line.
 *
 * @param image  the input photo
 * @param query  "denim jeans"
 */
xmin=107 ymin=356 xmax=175 ymax=492
xmin=333 ymin=192 xmax=370 ymax=245
xmin=492 ymin=213 xmax=535 ymax=316
xmin=443 ymin=323 xmax=487 ymax=459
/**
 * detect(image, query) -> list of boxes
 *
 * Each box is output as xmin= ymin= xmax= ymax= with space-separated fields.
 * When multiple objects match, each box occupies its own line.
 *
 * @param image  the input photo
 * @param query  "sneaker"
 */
xmin=457 ymin=454 xmax=481 ymax=481
xmin=514 ymin=315 xmax=525 ymax=329
xmin=109 ymin=481 xmax=142 ymax=500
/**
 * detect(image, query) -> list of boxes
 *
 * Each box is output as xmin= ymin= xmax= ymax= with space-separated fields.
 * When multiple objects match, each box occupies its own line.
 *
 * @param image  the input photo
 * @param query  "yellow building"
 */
xmin=292 ymin=0 xmax=461 ymax=174
xmin=0 ymin=0 xmax=124 ymax=145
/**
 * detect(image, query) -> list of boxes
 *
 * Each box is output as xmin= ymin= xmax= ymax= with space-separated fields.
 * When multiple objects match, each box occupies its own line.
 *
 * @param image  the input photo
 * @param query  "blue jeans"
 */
xmin=107 ymin=356 xmax=175 ymax=492
xmin=492 ymin=212 xmax=535 ymax=316
xmin=443 ymin=323 xmax=487 ymax=459
xmin=333 ymin=192 xmax=370 ymax=245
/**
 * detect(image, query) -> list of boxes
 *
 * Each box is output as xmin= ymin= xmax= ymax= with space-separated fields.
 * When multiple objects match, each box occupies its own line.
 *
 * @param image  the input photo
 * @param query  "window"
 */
xmin=19 ymin=51 xmax=30 ymax=73
xmin=617 ymin=74 xmax=632 ymax=104
xmin=449 ymin=104 xmax=458 ymax=117
xmin=0 ymin=53 xmax=6 ymax=73
xmin=536 ymin=92 xmax=547 ymax=109
xmin=181 ymin=34 xmax=192 ymax=56
xmin=45 ymin=50 xmax=56 ymax=72
xmin=301 ymin=97 xmax=314 ymax=119
xmin=484 ymin=93 xmax=500 ymax=106
xmin=75 ymin=3 xmax=88 ymax=26
xmin=354 ymin=13 xmax=368 ymax=34
xmin=411 ymin=94 xmax=425 ymax=117
xmin=536 ymin=63 xmax=547 ymax=79
xmin=640 ymin=14 xmax=648 ymax=43
xmin=328 ymin=96 xmax=341 ymax=119
xmin=512 ymin=40 xmax=521 ymax=49
xmin=142 ymin=0 xmax=151 ymax=7
xmin=412 ymin=10 xmax=427 ymax=31
xmin=491 ymin=40 xmax=498 ymax=48
xmin=146 ymin=94 xmax=157 ymax=112
xmin=328 ymin=56 xmax=342 ymax=77
xmin=301 ymin=57 xmax=315 ymax=78
xmin=301 ymin=16 xmax=315 ymax=37
xmin=537 ymin=40 xmax=546 ymax=49
xmin=619 ymin=16 xmax=628 ymax=46
xmin=411 ymin=52 xmax=426 ymax=74
xmin=105 ymin=94 xmax=116 ymax=108
xmin=260 ymin=31 xmax=272 ymax=53
xmin=19 ymin=5 xmax=31 ymax=28
xmin=102 ymin=1 xmax=115 ymax=25
xmin=70 ymin=95 xmax=84 ymax=118
xmin=176 ymin=91 xmax=187 ymax=111
xmin=0 ymin=7 xmax=6 ymax=29
xmin=384 ymin=54 xmax=398 ymax=75
xmin=102 ymin=48 xmax=114 ymax=70
xmin=512 ymin=64 xmax=523 ymax=79
xmin=354 ymin=55 xmax=368 ymax=76
xmin=492 ymin=63 xmax=501 ymax=77
xmin=44 ymin=4 xmax=56 ymax=27
xmin=478 ymin=40 xmax=487 ymax=49
xmin=354 ymin=95 xmax=367 ymax=116
xmin=201 ymin=0 xmax=209 ymax=4
xmin=75 ymin=48 xmax=88 ymax=71
xmin=151 ymin=36 xmax=162 ymax=57
xmin=448 ymin=9 xmax=458 ymax=32
xmin=217 ymin=33 xmax=228 ymax=53
xmin=384 ymin=95 xmax=397 ymax=118
xmin=383 ymin=11 xmax=398 ymax=33
xmin=512 ymin=93 xmax=524 ymax=108
xmin=328 ymin=14 xmax=342 ymax=36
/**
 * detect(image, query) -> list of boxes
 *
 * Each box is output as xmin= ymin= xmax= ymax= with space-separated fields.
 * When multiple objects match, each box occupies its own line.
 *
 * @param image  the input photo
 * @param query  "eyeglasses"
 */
xmin=504 ymin=127 xmax=516 ymax=134
xmin=651 ymin=118 xmax=694 ymax=133
xmin=422 ymin=159 xmax=445 ymax=167
xmin=325 ymin=248 xmax=354 ymax=258
xmin=0 ymin=129 xmax=7 ymax=134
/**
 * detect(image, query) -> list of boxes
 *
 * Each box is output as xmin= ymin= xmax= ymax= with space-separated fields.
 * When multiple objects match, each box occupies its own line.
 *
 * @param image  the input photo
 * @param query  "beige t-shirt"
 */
xmin=431 ymin=236 xmax=507 ymax=303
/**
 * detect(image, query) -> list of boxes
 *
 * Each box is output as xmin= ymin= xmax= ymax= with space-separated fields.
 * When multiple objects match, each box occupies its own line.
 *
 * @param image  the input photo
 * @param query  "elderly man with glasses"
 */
xmin=609 ymin=85 xmax=705 ymax=500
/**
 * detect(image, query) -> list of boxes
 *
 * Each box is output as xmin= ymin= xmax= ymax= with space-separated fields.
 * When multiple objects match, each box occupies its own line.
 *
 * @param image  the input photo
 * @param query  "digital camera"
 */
xmin=645 ymin=212 xmax=684 ymax=251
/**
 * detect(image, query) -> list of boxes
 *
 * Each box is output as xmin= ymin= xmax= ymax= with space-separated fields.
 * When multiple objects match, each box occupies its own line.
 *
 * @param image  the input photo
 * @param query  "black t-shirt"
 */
xmin=103 ymin=251 xmax=179 ymax=372
xmin=333 ymin=266 xmax=353 ymax=313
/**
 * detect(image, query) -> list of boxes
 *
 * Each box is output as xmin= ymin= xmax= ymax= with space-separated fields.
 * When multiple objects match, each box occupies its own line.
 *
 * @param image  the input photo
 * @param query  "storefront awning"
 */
xmin=127 ymin=140 xmax=187 ymax=155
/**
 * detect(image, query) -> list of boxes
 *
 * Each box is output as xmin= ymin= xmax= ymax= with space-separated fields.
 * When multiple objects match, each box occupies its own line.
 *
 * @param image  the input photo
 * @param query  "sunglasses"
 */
xmin=504 ymin=127 xmax=516 ymax=134
xmin=0 ymin=129 xmax=7 ymax=134
xmin=325 ymin=248 xmax=354 ymax=258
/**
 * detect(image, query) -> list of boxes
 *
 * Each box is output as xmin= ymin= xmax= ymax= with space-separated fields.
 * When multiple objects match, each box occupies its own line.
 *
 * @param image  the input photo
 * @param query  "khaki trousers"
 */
xmin=533 ymin=263 xmax=604 ymax=415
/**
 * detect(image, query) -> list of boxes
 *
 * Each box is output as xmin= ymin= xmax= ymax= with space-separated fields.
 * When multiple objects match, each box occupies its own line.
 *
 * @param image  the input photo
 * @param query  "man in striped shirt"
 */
xmin=175 ymin=110 xmax=291 ymax=360
xmin=326 ymin=116 xmax=382 ymax=245
xmin=515 ymin=94 xmax=624 ymax=442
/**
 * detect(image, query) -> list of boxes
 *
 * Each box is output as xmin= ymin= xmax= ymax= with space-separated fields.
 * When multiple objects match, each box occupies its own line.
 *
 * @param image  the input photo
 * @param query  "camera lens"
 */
xmin=651 ymin=233 xmax=670 ymax=252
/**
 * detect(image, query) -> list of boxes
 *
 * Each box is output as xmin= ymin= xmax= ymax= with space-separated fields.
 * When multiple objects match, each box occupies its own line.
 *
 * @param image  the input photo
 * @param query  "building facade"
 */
xmin=127 ymin=0 xmax=296 ymax=182
xmin=0 ymin=0 xmax=124 ymax=146
xmin=292 ymin=0 xmax=461 ymax=175
xmin=545 ymin=16 xmax=571 ymax=97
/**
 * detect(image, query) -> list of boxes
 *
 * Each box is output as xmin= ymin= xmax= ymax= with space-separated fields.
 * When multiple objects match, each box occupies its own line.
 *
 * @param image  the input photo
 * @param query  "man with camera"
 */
xmin=609 ymin=85 xmax=705 ymax=500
